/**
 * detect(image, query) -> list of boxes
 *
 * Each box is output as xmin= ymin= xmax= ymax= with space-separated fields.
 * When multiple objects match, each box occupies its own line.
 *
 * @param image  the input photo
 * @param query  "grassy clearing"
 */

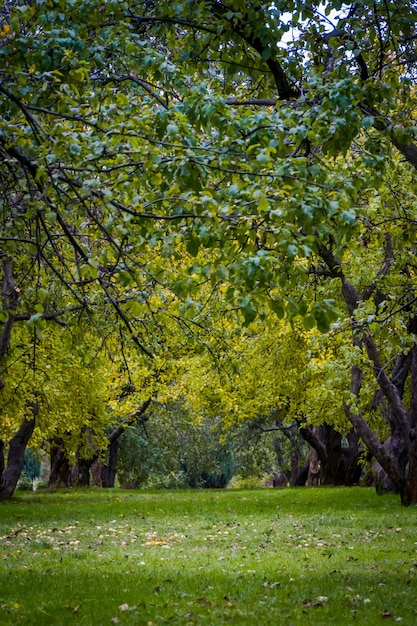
xmin=0 ymin=487 xmax=416 ymax=625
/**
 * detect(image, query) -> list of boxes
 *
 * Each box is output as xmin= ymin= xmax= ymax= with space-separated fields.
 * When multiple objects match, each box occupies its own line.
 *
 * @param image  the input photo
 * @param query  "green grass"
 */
xmin=0 ymin=487 xmax=417 ymax=625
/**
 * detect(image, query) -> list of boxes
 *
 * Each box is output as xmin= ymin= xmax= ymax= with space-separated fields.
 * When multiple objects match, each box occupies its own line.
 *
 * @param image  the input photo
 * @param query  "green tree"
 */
xmin=117 ymin=401 xmax=234 ymax=489
xmin=1 ymin=0 xmax=417 ymax=503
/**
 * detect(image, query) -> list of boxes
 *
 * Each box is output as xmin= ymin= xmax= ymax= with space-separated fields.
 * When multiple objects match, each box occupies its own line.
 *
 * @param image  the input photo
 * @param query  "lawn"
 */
xmin=0 ymin=487 xmax=416 ymax=625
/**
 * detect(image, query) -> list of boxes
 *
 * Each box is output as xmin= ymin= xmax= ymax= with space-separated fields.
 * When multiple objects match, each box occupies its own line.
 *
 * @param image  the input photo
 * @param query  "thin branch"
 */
xmin=226 ymin=98 xmax=277 ymax=106
xmin=107 ymin=397 xmax=153 ymax=444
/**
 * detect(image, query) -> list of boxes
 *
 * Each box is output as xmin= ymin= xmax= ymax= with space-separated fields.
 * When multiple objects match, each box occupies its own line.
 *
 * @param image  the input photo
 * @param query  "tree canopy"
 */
xmin=1 ymin=0 xmax=417 ymax=503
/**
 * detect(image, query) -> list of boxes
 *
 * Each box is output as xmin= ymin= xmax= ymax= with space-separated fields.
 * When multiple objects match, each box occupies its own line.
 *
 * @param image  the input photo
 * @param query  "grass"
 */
xmin=0 ymin=487 xmax=417 ymax=625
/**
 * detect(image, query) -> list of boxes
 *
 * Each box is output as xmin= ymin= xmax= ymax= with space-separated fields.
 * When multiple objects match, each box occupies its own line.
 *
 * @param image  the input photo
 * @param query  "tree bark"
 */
xmin=403 ymin=346 xmax=417 ymax=505
xmin=101 ymin=439 xmax=118 ymax=488
xmin=344 ymin=363 xmax=405 ymax=493
xmin=91 ymin=459 xmax=103 ymax=486
xmin=0 ymin=440 xmax=5 ymax=484
xmin=100 ymin=397 xmax=152 ymax=487
xmin=72 ymin=457 xmax=92 ymax=487
xmin=48 ymin=437 xmax=72 ymax=488
xmin=0 ymin=258 xmax=20 ymax=389
xmin=307 ymin=447 xmax=320 ymax=486
xmin=0 ymin=415 xmax=36 ymax=499
xmin=300 ymin=424 xmax=362 ymax=486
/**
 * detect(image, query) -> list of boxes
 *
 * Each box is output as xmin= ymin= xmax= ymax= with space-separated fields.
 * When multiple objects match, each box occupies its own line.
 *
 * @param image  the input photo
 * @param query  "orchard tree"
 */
xmin=171 ymin=316 xmax=364 ymax=486
xmin=117 ymin=400 xmax=234 ymax=489
xmin=0 ymin=319 xmax=114 ymax=496
xmin=1 ymin=0 xmax=417 ymax=503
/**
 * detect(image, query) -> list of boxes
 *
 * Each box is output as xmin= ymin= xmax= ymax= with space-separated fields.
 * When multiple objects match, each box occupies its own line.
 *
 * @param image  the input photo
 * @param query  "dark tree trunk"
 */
xmin=71 ymin=457 xmax=92 ymax=487
xmin=301 ymin=424 xmax=362 ymax=486
xmin=101 ymin=439 xmax=118 ymax=488
xmin=317 ymin=246 xmax=417 ymax=503
xmin=289 ymin=447 xmax=302 ymax=486
xmin=403 ymin=346 xmax=417 ymax=505
xmin=91 ymin=459 xmax=103 ymax=486
xmin=0 ymin=440 xmax=4 ymax=480
xmin=0 ymin=416 xmax=36 ymax=499
xmin=0 ymin=258 xmax=19 ymax=390
xmin=100 ymin=397 xmax=152 ymax=488
xmin=49 ymin=437 xmax=72 ymax=488
xmin=267 ymin=419 xmax=307 ymax=487
xmin=69 ymin=427 xmax=98 ymax=486
xmin=307 ymin=447 xmax=320 ymax=486
xmin=293 ymin=461 xmax=309 ymax=486
xmin=404 ymin=430 xmax=417 ymax=505
xmin=271 ymin=434 xmax=289 ymax=486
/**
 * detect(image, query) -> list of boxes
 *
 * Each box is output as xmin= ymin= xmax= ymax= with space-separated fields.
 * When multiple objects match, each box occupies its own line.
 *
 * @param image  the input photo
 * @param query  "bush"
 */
xmin=116 ymin=403 xmax=235 ymax=489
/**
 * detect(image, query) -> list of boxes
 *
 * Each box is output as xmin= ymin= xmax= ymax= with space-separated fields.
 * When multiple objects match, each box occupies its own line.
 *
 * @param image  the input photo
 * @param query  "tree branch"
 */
xmin=0 ymin=258 xmax=20 ymax=370
xmin=209 ymin=2 xmax=299 ymax=100
xmin=226 ymin=98 xmax=277 ymax=106
xmin=108 ymin=397 xmax=152 ymax=444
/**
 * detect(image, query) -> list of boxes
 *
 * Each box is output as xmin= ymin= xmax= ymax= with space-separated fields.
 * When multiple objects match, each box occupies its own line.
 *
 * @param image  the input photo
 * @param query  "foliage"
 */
xmin=16 ymin=448 xmax=41 ymax=491
xmin=1 ymin=0 xmax=417 ymax=501
xmin=117 ymin=401 xmax=234 ymax=489
xmin=230 ymin=414 xmax=309 ymax=480
xmin=116 ymin=423 xmax=169 ymax=488
xmin=1 ymin=488 xmax=417 ymax=624
xmin=22 ymin=448 xmax=40 ymax=481
xmin=2 ymin=0 xmax=415 ymax=335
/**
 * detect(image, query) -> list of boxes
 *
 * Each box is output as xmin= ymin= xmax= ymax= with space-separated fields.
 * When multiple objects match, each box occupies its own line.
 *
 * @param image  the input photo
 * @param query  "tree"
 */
xmin=1 ymin=0 xmax=417 ymax=503
xmin=116 ymin=400 xmax=234 ymax=489
xmin=0 ymin=319 xmax=114 ymax=495
xmin=122 ymin=0 xmax=417 ymax=504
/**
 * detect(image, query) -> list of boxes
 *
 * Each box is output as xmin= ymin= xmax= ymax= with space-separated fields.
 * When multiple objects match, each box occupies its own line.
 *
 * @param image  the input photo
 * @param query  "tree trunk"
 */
xmin=403 ymin=346 xmax=417 ymax=505
xmin=317 ymin=248 xmax=416 ymax=502
xmin=91 ymin=459 xmax=103 ymax=486
xmin=289 ymin=447 xmax=302 ymax=486
xmin=301 ymin=424 xmax=362 ymax=486
xmin=271 ymin=434 xmax=289 ymax=487
xmin=293 ymin=461 xmax=309 ymax=486
xmin=0 ymin=440 xmax=4 ymax=480
xmin=49 ymin=437 xmax=72 ymax=488
xmin=70 ymin=426 xmax=98 ymax=486
xmin=101 ymin=397 xmax=152 ymax=487
xmin=71 ymin=457 xmax=92 ymax=487
xmin=0 ymin=258 xmax=19 ymax=390
xmin=404 ymin=429 xmax=417 ymax=505
xmin=307 ymin=447 xmax=320 ymax=486
xmin=0 ymin=416 xmax=36 ymax=499
xmin=101 ymin=439 xmax=118 ymax=488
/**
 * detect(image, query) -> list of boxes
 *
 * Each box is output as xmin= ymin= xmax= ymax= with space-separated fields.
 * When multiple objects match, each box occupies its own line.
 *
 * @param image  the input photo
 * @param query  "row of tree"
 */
xmin=1 ymin=0 xmax=417 ymax=504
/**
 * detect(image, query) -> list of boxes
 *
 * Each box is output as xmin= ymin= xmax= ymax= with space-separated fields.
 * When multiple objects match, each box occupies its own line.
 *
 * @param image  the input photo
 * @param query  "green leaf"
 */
xmin=269 ymin=299 xmax=285 ymax=319
xmin=340 ymin=209 xmax=356 ymax=225
xmin=69 ymin=143 xmax=82 ymax=156
xmin=302 ymin=315 xmax=316 ymax=330
xmin=241 ymin=303 xmax=257 ymax=326
xmin=362 ymin=116 xmax=374 ymax=129
xmin=186 ymin=237 xmax=199 ymax=257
